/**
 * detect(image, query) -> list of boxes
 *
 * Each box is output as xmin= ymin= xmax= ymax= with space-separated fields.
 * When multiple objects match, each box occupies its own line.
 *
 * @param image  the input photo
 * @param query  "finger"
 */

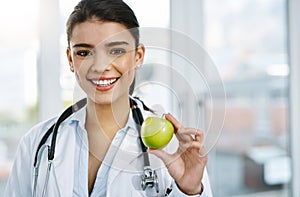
xmin=147 ymin=148 xmax=171 ymax=164
xmin=187 ymin=141 xmax=207 ymax=159
xmin=195 ymin=130 xmax=204 ymax=142
xmin=175 ymin=129 xmax=193 ymax=144
xmin=165 ymin=113 xmax=181 ymax=132
xmin=179 ymin=128 xmax=204 ymax=136
xmin=176 ymin=128 xmax=194 ymax=142
xmin=177 ymin=137 xmax=201 ymax=154
xmin=176 ymin=128 xmax=204 ymax=143
xmin=188 ymin=141 xmax=202 ymax=149
xmin=199 ymin=146 xmax=208 ymax=158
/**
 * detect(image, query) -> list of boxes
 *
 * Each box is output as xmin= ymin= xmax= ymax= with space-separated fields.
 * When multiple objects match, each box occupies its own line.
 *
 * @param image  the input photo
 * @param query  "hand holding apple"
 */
xmin=141 ymin=116 xmax=174 ymax=149
xmin=147 ymin=113 xmax=207 ymax=195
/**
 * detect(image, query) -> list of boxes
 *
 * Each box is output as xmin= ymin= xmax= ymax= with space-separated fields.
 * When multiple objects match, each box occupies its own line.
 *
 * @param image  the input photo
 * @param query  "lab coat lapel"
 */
xmin=51 ymin=123 xmax=76 ymax=196
xmin=107 ymin=127 xmax=144 ymax=192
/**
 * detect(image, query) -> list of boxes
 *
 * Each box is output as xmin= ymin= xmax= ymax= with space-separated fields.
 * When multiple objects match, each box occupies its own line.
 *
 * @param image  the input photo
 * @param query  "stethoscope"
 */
xmin=32 ymin=97 xmax=161 ymax=197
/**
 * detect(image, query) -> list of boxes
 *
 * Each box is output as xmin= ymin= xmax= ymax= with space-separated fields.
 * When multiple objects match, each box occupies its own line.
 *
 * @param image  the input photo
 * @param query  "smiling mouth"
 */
xmin=90 ymin=78 xmax=119 ymax=87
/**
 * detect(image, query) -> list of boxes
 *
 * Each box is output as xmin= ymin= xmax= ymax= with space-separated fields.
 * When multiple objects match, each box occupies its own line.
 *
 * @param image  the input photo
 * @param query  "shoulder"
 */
xmin=20 ymin=116 xmax=58 ymax=147
xmin=9 ymin=116 xmax=59 ymax=169
xmin=20 ymin=103 xmax=87 ymax=145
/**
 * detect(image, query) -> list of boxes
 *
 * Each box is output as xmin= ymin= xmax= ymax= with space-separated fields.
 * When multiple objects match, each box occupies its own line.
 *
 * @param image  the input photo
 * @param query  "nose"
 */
xmin=90 ymin=50 xmax=113 ymax=73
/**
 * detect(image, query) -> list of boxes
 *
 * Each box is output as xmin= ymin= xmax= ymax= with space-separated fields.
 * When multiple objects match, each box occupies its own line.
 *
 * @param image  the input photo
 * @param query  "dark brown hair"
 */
xmin=66 ymin=0 xmax=140 ymax=47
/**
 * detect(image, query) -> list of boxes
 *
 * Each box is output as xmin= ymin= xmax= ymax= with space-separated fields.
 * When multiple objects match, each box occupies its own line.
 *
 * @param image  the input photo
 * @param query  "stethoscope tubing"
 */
xmin=32 ymin=97 xmax=160 ymax=196
xmin=42 ymin=161 xmax=52 ymax=197
xmin=33 ymin=144 xmax=50 ymax=197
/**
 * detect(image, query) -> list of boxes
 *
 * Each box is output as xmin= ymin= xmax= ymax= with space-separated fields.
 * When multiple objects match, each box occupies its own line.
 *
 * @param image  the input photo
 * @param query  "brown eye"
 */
xmin=110 ymin=48 xmax=126 ymax=55
xmin=76 ymin=50 xmax=93 ymax=57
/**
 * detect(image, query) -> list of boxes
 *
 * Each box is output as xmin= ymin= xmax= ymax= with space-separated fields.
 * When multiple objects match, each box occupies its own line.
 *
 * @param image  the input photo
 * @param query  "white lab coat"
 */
xmin=4 ymin=101 xmax=212 ymax=197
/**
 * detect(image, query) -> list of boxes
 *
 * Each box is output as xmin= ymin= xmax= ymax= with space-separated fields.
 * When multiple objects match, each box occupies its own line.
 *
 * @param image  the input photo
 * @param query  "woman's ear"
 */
xmin=66 ymin=47 xmax=75 ymax=72
xmin=135 ymin=44 xmax=145 ymax=69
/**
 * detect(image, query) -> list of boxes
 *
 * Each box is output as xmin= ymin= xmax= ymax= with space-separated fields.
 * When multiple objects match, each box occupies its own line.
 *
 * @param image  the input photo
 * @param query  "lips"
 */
xmin=89 ymin=77 xmax=119 ymax=91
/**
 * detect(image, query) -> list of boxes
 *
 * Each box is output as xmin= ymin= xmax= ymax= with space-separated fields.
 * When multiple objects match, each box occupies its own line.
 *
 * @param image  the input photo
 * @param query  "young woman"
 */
xmin=5 ymin=0 xmax=212 ymax=196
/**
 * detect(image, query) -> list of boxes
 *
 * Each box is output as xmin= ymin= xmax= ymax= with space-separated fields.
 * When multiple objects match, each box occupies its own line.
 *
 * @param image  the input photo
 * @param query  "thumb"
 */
xmin=147 ymin=148 xmax=170 ymax=164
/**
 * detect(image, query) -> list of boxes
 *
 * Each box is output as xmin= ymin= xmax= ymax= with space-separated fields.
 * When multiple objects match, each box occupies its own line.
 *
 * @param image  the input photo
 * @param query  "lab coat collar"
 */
xmin=68 ymin=103 xmax=87 ymax=129
xmin=54 ymin=97 xmax=145 ymax=195
xmin=67 ymin=97 xmax=141 ymax=131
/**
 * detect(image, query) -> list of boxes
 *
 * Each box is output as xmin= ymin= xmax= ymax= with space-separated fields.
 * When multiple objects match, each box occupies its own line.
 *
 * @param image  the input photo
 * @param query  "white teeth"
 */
xmin=92 ymin=78 xmax=117 ymax=86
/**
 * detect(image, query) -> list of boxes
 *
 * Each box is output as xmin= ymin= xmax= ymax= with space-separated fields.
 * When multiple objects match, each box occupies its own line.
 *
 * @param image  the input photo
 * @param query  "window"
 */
xmin=0 ymin=0 xmax=39 ymax=194
xmin=204 ymin=0 xmax=290 ymax=196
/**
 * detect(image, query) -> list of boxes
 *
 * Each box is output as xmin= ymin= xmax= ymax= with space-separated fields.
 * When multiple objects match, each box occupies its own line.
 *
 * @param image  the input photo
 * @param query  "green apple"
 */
xmin=141 ymin=116 xmax=174 ymax=149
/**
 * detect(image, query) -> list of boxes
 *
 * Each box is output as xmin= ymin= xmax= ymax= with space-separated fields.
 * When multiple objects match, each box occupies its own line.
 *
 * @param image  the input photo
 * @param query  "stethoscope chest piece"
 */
xmin=141 ymin=166 xmax=159 ymax=193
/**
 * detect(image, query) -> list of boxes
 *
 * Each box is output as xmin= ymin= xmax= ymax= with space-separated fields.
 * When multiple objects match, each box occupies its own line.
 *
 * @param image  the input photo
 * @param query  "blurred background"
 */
xmin=0 ymin=0 xmax=299 ymax=196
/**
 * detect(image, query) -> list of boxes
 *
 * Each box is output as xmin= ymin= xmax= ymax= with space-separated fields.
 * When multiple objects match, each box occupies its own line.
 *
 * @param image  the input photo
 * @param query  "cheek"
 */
xmin=74 ymin=58 xmax=92 ymax=70
xmin=116 ymin=60 xmax=135 ymax=86
xmin=73 ymin=64 xmax=89 ymax=84
xmin=120 ymin=67 xmax=135 ymax=84
xmin=74 ymin=58 xmax=92 ymax=74
xmin=114 ymin=55 xmax=136 ymax=74
xmin=121 ymin=62 xmax=135 ymax=81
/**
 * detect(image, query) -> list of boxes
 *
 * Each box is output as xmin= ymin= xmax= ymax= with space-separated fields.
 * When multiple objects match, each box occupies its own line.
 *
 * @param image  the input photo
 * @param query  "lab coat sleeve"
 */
xmin=171 ymin=182 xmax=208 ymax=197
xmin=170 ymin=168 xmax=213 ymax=197
xmin=4 ymin=134 xmax=33 ymax=197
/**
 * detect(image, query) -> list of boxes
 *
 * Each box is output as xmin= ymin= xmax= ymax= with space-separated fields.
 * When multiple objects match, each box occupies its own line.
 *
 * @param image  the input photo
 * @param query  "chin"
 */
xmin=91 ymin=95 xmax=114 ymax=105
xmin=91 ymin=93 xmax=126 ymax=106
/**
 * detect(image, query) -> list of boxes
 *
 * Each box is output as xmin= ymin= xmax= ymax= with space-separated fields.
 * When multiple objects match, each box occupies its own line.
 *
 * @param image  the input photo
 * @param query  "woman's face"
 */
xmin=67 ymin=20 xmax=144 ymax=104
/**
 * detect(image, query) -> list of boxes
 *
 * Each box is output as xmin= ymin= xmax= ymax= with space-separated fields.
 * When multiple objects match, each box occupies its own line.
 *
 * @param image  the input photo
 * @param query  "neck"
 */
xmin=85 ymin=95 xmax=130 ymax=141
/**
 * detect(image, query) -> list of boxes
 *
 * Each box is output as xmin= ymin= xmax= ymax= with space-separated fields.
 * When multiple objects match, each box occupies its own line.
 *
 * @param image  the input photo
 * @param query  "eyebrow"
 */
xmin=72 ymin=41 xmax=130 ymax=49
xmin=105 ymin=41 xmax=129 ymax=47
xmin=72 ymin=43 xmax=94 ymax=48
